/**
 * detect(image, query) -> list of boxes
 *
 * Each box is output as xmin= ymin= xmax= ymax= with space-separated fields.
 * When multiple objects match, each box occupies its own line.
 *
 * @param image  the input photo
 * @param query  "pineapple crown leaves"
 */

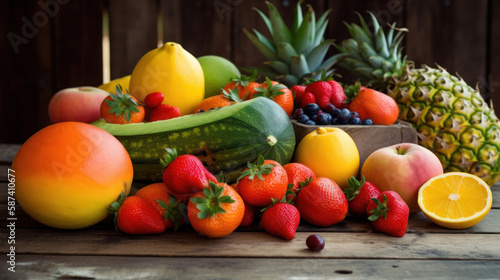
xmin=107 ymin=192 xmax=127 ymax=232
xmin=344 ymin=176 xmax=366 ymax=201
xmin=229 ymin=70 xmax=260 ymax=87
xmin=157 ymin=195 xmax=188 ymax=231
xmin=237 ymin=155 xmax=276 ymax=181
xmin=367 ymin=194 xmax=389 ymax=222
xmin=244 ymin=1 xmax=336 ymax=87
xmin=335 ymin=11 xmax=409 ymax=90
xmin=253 ymin=77 xmax=287 ymax=99
xmin=160 ymin=148 xmax=178 ymax=169
xmin=105 ymin=84 xmax=142 ymax=123
xmin=189 ymin=182 xmax=235 ymax=220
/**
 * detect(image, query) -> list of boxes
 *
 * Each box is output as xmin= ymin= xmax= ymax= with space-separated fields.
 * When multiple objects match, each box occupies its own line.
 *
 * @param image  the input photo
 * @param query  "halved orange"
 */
xmin=417 ymin=172 xmax=492 ymax=229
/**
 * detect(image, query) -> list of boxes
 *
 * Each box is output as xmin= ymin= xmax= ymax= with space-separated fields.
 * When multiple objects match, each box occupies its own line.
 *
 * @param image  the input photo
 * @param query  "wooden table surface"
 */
xmin=1 ymin=143 xmax=499 ymax=279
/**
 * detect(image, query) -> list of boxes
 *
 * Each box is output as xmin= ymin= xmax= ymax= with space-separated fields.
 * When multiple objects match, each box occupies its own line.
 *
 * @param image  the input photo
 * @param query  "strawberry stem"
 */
xmin=190 ymin=182 xmax=235 ymax=219
xmin=105 ymin=85 xmax=141 ymax=123
xmin=368 ymin=194 xmax=389 ymax=222
xmin=107 ymin=192 xmax=127 ymax=232
xmin=237 ymin=155 xmax=275 ymax=181
xmin=158 ymin=195 xmax=187 ymax=231
xmin=160 ymin=148 xmax=178 ymax=168
xmin=344 ymin=176 xmax=366 ymax=201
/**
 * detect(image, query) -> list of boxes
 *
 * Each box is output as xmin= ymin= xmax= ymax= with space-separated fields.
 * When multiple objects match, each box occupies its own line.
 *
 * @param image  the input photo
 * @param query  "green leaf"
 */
xmin=290 ymin=54 xmax=311 ymax=79
xmin=253 ymin=29 xmax=277 ymax=53
xmin=367 ymin=194 xmax=389 ymax=222
xmin=266 ymin=1 xmax=294 ymax=45
xmin=276 ymin=42 xmax=298 ymax=64
xmin=265 ymin=60 xmax=290 ymax=74
xmin=191 ymin=182 xmax=235 ymax=220
xmin=293 ymin=4 xmax=315 ymax=54
xmin=244 ymin=29 xmax=279 ymax=61
xmin=252 ymin=7 xmax=273 ymax=34
xmin=344 ymin=176 xmax=366 ymax=201
xmin=237 ymin=155 xmax=275 ymax=181
xmin=291 ymin=0 xmax=304 ymax=35
xmin=307 ymin=39 xmax=333 ymax=72
xmin=160 ymin=148 xmax=178 ymax=168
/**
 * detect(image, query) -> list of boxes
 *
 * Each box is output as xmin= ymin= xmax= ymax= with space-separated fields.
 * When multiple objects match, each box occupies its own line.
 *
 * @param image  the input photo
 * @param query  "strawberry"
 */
xmin=134 ymin=183 xmax=188 ymax=230
xmin=328 ymin=80 xmax=348 ymax=109
xmin=108 ymin=193 xmax=166 ymax=235
xmin=149 ymin=104 xmax=181 ymax=122
xmin=366 ymin=191 xmax=409 ymax=237
xmin=144 ymin=92 xmax=164 ymax=108
xmin=299 ymin=92 xmax=316 ymax=109
xmin=344 ymin=176 xmax=382 ymax=218
xmin=239 ymin=202 xmax=258 ymax=227
xmin=304 ymin=81 xmax=332 ymax=109
xmin=260 ymin=201 xmax=300 ymax=240
xmin=291 ymin=85 xmax=306 ymax=103
xmin=161 ymin=148 xmax=217 ymax=194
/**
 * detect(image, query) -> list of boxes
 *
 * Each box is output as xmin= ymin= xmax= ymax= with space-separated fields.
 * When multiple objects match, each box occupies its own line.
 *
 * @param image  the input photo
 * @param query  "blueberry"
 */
xmin=363 ymin=119 xmax=374 ymax=125
xmin=306 ymin=234 xmax=325 ymax=252
xmin=330 ymin=108 xmax=341 ymax=118
xmin=293 ymin=108 xmax=304 ymax=119
xmin=331 ymin=117 xmax=338 ymax=125
xmin=297 ymin=114 xmax=310 ymax=124
xmin=309 ymin=114 xmax=317 ymax=122
xmin=338 ymin=108 xmax=351 ymax=122
xmin=322 ymin=103 xmax=336 ymax=113
xmin=337 ymin=118 xmax=349 ymax=125
xmin=305 ymin=120 xmax=317 ymax=125
xmin=303 ymin=103 xmax=320 ymax=117
xmin=316 ymin=113 xmax=332 ymax=125
xmin=349 ymin=117 xmax=362 ymax=125
xmin=350 ymin=111 xmax=360 ymax=119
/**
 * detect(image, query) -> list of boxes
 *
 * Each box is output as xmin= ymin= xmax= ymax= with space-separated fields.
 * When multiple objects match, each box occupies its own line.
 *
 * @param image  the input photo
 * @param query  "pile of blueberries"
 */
xmin=294 ymin=103 xmax=373 ymax=126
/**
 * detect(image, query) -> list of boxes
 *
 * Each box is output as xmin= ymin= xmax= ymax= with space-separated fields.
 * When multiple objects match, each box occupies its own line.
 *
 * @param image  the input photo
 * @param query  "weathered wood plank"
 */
xmin=0 ymin=144 xmax=20 ymax=163
xmin=2 ymin=229 xmax=499 ymax=260
xmin=6 ymin=255 xmax=500 ymax=280
xmin=51 ymin=0 xmax=103 ymax=90
xmin=108 ymin=0 xmax=158 ymax=79
xmin=0 ymin=0 xmax=53 ymax=144
xmin=162 ymin=0 xmax=232 ymax=59
xmin=406 ymin=0 xmax=489 ymax=98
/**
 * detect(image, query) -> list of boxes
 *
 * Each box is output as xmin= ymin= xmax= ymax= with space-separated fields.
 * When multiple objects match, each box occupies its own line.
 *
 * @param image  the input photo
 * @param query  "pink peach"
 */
xmin=49 ymin=87 xmax=109 ymax=124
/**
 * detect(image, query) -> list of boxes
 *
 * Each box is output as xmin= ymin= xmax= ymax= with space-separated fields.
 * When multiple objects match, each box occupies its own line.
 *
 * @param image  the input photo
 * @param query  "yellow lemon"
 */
xmin=98 ymin=75 xmax=131 ymax=94
xmin=418 ymin=172 xmax=492 ymax=229
xmin=295 ymin=127 xmax=359 ymax=188
xmin=129 ymin=42 xmax=204 ymax=115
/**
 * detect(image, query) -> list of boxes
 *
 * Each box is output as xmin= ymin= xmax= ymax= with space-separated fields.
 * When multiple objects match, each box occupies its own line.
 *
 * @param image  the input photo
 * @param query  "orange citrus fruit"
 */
xmin=294 ymin=127 xmax=359 ymax=189
xmin=188 ymin=183 xmax=244 ymax=238
xmin=417 ymin=172 xmax=492 ymax=229
xmin=12 ymin=122 xmax=133 ymax=229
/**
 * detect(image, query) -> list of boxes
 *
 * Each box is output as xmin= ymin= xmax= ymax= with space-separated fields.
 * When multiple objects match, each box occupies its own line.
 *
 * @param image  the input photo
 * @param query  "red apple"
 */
xmin=360 ymin=143 xmax=443 ymax=213
xmin=49 ymin=87 xmax=109 ymax=124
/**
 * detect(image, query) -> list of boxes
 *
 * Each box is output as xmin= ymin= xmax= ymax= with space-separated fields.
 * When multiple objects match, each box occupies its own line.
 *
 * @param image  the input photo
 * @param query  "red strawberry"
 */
xmin=328 ymin=80 xmax=348 ymax=108
xmin=108 ymin=193 xmax=166 ymax=235
xmin=291 ymin=85 xmax=306 ymax=103
xmin=260 ymin=202 xmax=300 ymax=240
xmin=366 ymin=191 xmax=409 ymax=237
xmin=344 ymin=176 xmax=382 ymax=218
xmin=144 ymin=92 xmax=164 ymax=108
xmin=305 ymin=81 xmax=332 ymax=109
xmin=299 ymin=92 xmax=316 ymax=108
xmin=239 ymin=202 xmax=258 ymax=227
xmin=149 ymin=104 xmax=181 ymax=122
xmin=134 ymin=183 xmax=188 ymax=230
xmin=161 ymin=148 xmax=217 ymax=194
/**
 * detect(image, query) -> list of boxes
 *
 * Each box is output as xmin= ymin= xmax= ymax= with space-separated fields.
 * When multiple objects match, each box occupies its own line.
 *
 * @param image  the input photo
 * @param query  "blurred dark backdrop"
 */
xmin=2 ymin=0 xmax=500 ymax=143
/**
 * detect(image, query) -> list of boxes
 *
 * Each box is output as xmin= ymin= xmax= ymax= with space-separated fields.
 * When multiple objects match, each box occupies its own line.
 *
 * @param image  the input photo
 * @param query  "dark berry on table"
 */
xmin=293 ymin=108 xmax=304 ymax=119
xmin=297 ymin=114 xmax=310 ymax=124
xmin=303 ymin=103 xmax=320 ymax=117
xmin=306 ymin=234 xmax=325 ymax=252
xmin=322 ymin=103 xmax=336 ymax=113
xmin=330 ymin=108 xmax=341 ymax=118
xmin=331 ymin=118 xmax=338 ymax=125
xmin=363 ymin=119 xmax=374 ymax=125
xmin=316 ymin=113 xmax=332 ymax=125
xmin=338 ymin=108 xmax=351 ymax=122
xmin=337 ymin=118 xmax=349 ymax=125
xmin=349 ymin=117 xmax=362 ymax=125
xmin=350 ymin=111 xmax=360 ymax=119
xmin=305 ymin=120 xmax=317 ymax=125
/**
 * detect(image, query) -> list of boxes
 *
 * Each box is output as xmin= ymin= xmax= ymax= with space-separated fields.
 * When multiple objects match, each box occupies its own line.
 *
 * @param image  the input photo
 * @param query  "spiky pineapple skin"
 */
xmin=387 ymin=62 xmax=500 ymax=185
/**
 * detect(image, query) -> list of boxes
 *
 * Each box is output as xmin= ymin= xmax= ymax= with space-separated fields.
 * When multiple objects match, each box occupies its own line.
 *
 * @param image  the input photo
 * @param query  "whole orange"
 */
xmin=188 ymin=183 xmax=245 ymax=238
xmin=12 ymin=122 xmax=133 ymax=229
xmin=295 ymin=177 xmax=348 ymax=227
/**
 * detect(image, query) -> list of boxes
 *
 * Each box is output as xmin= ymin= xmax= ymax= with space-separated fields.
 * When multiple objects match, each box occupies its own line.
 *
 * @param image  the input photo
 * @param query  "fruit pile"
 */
xmin=12 ymin=0 xmax=496 ymax=251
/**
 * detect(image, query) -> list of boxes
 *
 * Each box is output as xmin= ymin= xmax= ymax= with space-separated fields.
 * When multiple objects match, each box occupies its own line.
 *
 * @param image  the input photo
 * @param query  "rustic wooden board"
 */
xmin=6 ymin=255 xmax=500 ymax=280
xmin=108 ymin=0 xmax=158 ymax=79
xmin=0 ymin=144 xmax=20 ymax=163
xmin=2 ymin=229 xmax=499 ymax=260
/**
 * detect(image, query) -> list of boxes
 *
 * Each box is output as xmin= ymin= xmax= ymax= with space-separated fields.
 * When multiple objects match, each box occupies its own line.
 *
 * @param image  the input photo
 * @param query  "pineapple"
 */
xmin=336 ymin=12 xmax=500 ymax=186
xmin=245 ymin=1 xmax=342 ymax=87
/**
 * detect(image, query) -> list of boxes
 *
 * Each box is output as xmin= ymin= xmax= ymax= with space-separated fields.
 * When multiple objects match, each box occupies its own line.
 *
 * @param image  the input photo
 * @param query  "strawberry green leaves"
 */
xmin=105 ymin=85 xmax=141 ymax=123
xmin=237 ymin=155 xmax=276 ymax=181
xmin=190 ymin=182 xmax=235 ymax=219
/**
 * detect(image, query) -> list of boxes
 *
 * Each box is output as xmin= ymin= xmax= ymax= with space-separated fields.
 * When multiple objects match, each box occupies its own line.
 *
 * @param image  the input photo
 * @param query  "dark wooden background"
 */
xmin=2 ymin=0 xmax=500 ymax=144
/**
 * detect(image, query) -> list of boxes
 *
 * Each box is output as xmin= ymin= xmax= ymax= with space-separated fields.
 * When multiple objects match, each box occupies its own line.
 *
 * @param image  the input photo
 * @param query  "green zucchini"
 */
xmin=92 ymin=97 xmax=296 ymax=183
